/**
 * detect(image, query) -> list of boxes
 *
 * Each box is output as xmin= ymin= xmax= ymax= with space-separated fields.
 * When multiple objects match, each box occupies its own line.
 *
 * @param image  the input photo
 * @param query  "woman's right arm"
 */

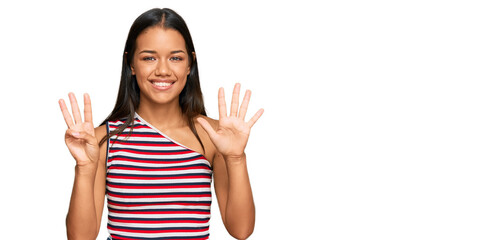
xmin=59 ymin=93 xmax=108 ymax=240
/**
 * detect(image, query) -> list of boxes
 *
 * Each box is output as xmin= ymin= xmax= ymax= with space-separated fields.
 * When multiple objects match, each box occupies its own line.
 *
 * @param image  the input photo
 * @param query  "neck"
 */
xmin=136 ymin=97 xmax=186 ymax=130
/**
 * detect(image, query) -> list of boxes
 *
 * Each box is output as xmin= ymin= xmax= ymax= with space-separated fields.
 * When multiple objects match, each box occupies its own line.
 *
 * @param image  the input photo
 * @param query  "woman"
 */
xmin=59 ymin=8 xmax=263 ymax=240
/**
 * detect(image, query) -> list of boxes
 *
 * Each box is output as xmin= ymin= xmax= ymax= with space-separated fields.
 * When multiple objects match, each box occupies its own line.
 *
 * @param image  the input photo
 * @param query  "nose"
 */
xmin=155 ymin=59 xmax=172 ymax=76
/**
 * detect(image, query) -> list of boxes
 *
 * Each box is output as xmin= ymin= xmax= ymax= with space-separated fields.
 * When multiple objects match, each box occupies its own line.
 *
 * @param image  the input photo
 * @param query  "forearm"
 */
xmin=224 ymin=155 xmax=255 ymax=239
xmin=66 ymin=167 xmax=98 ymax=240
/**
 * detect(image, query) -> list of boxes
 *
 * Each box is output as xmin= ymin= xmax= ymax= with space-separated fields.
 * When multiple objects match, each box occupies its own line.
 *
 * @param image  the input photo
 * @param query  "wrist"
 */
xmin=75 ymin=165 xmax=97 ymax=178
xmin=224 ymin=153 xmax=247 ymax=165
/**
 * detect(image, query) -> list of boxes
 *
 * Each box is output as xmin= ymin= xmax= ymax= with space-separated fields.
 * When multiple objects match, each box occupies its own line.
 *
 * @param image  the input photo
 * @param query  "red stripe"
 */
xmin=110 ymin=165 xmax=210 ymax=172
xmin=111 ymin=133 xmax=164 ymax=138
xmin=107 ymin=156 xmax=207 ymax=164
xmin=108 ymin=192 xmax=211 ymax=199
xmin=108 ymin=202 xmax=210 ymax=208
xmin=108 ymin=184 xmax=210 ymax=189
xmin=109 ymin=235 xmax=138 ymax=240
xmin=108 ymin=125 xmax=151 ymax=131
xmin=109 ymin=209 xmax=210 ymax=215
xmin=109 ymin=234 xmax=209 ymax=240
xmin=109 ymin=148 xmax=191 ymax=155
xmin=110 ymin=218 xmax=209 ymax=224
xmin=107 ymin=174 xmax=211 ymax=180
xmin=109 ymin=226 xmax=209 ymax=234
xmin=110 ymin=141 xmax=178 ymax=147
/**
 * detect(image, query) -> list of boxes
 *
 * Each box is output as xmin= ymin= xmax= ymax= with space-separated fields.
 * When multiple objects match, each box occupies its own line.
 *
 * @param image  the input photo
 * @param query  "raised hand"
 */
xmin=59 ymin=93 xmax=99 ymax=169
xmin=197 ymin=83 xmax=264 ymax=160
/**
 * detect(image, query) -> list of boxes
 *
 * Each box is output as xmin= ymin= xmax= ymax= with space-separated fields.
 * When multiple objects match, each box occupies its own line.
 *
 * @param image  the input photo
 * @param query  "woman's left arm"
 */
xmin=197 ymin=83 xmax=264 ymax=240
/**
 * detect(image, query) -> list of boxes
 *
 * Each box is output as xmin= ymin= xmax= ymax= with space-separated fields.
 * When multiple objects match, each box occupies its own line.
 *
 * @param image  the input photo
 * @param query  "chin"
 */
xmin=140 ymin=89 xmax=180 ymax=105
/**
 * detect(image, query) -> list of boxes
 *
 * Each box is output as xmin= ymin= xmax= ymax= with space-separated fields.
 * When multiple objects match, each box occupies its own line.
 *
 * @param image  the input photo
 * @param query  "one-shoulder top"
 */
xmin=105 ymin=113 xmax=213 ymax=240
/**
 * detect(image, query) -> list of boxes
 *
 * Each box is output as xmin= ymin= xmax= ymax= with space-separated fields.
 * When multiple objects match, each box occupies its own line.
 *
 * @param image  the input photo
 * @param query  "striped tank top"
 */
xmin=106 ymin=113 xmax=213 ymax=240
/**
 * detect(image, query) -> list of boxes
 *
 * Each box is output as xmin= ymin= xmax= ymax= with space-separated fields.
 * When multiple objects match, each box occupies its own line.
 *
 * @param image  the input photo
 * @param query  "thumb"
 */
xmin=197 ymin=117 xmax=217 ymax=140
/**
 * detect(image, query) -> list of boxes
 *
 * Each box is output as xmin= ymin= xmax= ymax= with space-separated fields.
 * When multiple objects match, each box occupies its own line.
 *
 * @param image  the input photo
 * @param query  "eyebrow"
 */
xmin=138 ymin=50 xmax=186 ymax=54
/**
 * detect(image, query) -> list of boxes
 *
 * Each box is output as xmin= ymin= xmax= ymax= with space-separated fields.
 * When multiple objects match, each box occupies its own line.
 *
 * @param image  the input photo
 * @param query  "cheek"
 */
xmin=136 ymin=64 xmax=155 ymax=77
xmin=174 ymin=63 xmax=190 ymax=74
xmin=172 ymin=65 xmax=191 ymax=80
xmin=134 ymin=68 xmax=154 ymax=92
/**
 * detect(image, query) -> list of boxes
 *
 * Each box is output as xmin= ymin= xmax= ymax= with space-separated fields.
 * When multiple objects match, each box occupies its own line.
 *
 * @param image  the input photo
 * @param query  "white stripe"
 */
xmin=106 ymin=178 xmax=211 ymax=184
xmin=107 ymin=121 xmax=127 ymax=126
xmin=108 ymin=204 xmax=211 ymax=211
xmin=110 ymin=143 xmax=186 ymax=151
xmin=108 ymin=220 xmax=209 ymax=229
xmin=108 ymin=127 xmax=157 ymax=133
xmin=109 ymin=151 xmax=200 ymax=159
xmin=109 ymin=211 xmax=210 ymax=219
xmin=109 ymin=169 xmax=210 ymax=175
xmin=107 ymin=195 xmax=212 ymax=203
xmin=109 ymin=159 xmax=210 ymax=168
xmin=107 ymin=186 xmax=211 ymax=194
xmin=110 ymin=136 xmax=169 ymax=142
xmin=107 ymin=120 xmax=142 ymax=126
xmin=108 ymin=229 xmax=209 ymax=238
xmin=109 ymin=124 xmax=157 ymax=134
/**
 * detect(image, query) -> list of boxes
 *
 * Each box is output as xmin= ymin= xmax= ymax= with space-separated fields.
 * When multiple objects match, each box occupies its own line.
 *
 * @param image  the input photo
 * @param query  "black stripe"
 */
xmin=108 ymin=122 xmax=143 ymax=127
xmin=109 ymin=216 xmax=210 ymax=222
xmin=109 ymin=232 xmax=209 ymax=240
xmin=112 ymin=131 xmax=162 ymax=136
xmin=112 ymin=163 xmax=210 ymax=170
xmin=107 ymin=172 xmax=211 ymax=178
xmin=109 ymin=209 xmax=210 ymax=214
xmin=108 ymin=155 xmax=203 ymax=162
xmin=110 ymin=148 xmax=192 ymax=154
xmin=107 ymin=182 xmax=211 ymax=187
xmin=109 ymin=224 xmax=209 ymax=231
xmin=110 ymin=139 xmax=177 ymax=145
xmin=108 ymin=190 xmax=211 ymax=197
xmin=109 ymin=214 xmax=210 ymax=218
xmin=107 ymin=199 xmax=211 ymax=205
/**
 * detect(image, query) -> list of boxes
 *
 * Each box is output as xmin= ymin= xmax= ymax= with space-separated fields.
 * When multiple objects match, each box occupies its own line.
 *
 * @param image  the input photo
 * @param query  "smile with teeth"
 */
xmin=152 ymin=81 xmax=173 ymax=87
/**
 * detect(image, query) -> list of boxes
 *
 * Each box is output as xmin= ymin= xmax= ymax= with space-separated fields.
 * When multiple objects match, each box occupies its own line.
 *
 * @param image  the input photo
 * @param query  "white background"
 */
xmin=1 ymin=0 xmax=502 ymax=239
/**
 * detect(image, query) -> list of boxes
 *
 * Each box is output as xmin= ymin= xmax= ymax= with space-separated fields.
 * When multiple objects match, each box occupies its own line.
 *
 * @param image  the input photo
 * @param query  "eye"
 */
xmin=142 ymin=56 xmax=156 ymax=61
xmin=170 ymin=56 xmax=183 ymax=61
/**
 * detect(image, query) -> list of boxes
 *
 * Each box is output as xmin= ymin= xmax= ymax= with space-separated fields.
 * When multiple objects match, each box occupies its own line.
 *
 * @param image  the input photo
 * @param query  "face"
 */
xmin=131 ymin=27 xmax=193 ymax=106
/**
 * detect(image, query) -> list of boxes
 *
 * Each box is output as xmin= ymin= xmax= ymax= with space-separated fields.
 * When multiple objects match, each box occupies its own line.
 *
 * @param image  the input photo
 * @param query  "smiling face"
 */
xmin=131 ymin=26 xmax=193 ymax=106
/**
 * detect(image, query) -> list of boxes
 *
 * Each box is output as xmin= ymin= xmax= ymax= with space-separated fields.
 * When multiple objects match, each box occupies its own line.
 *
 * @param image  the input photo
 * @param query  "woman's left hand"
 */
xmin=197 ymin=83 xmax=264 ymax=160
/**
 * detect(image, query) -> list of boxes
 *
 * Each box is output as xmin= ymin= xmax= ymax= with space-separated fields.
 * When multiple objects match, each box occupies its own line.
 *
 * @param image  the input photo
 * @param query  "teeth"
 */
xmin=153 ymin=82 xmax=173 ymax=87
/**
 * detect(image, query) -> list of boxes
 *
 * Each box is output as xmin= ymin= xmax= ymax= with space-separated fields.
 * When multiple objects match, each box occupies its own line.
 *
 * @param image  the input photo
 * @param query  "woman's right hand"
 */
xmin=59 ymin=93 xmax=99 ymax=171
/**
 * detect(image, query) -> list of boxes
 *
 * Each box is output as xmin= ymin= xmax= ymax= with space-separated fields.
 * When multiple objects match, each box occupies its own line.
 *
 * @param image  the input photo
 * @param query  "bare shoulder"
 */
xmin=197 ymin=115 xmax=219 ymax=130
xmin=94 ymin=124 xmax=109 ymax=167
xmin=95 ymin=124 xmax=108 ymax=139
xmin=194 ymin=115 xmax=219 ymax=163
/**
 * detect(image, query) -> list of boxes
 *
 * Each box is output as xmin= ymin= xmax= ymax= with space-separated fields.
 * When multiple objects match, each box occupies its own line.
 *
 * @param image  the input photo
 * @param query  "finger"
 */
xmin=83 ymin=93 xmax=93 ymax=124
xmin=238 ymin=90 xmax=251 ymax=120
xmin=196 ymin=117 xmax=218 ymax=140
xmin=69 ymin=92 xmax=82 ymax=124
xmin=218 ymin=87 xmax=227 ymax=119
xmin=247 ymin=108 xmax=264 ymax=128
xmin=230 ymin=83 xmax=241 ymax=117
xmin=59 ymin=99 xmax=74 ymax=128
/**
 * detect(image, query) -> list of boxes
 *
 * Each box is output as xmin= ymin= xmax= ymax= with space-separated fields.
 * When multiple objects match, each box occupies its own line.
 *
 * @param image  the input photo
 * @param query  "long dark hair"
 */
xmin=99 ymin=8 xmax=206 ymax=152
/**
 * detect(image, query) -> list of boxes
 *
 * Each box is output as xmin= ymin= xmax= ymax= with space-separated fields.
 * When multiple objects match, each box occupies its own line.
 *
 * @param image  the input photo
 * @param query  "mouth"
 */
xmin=149 ymin=80 xmax=175 ymax=90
